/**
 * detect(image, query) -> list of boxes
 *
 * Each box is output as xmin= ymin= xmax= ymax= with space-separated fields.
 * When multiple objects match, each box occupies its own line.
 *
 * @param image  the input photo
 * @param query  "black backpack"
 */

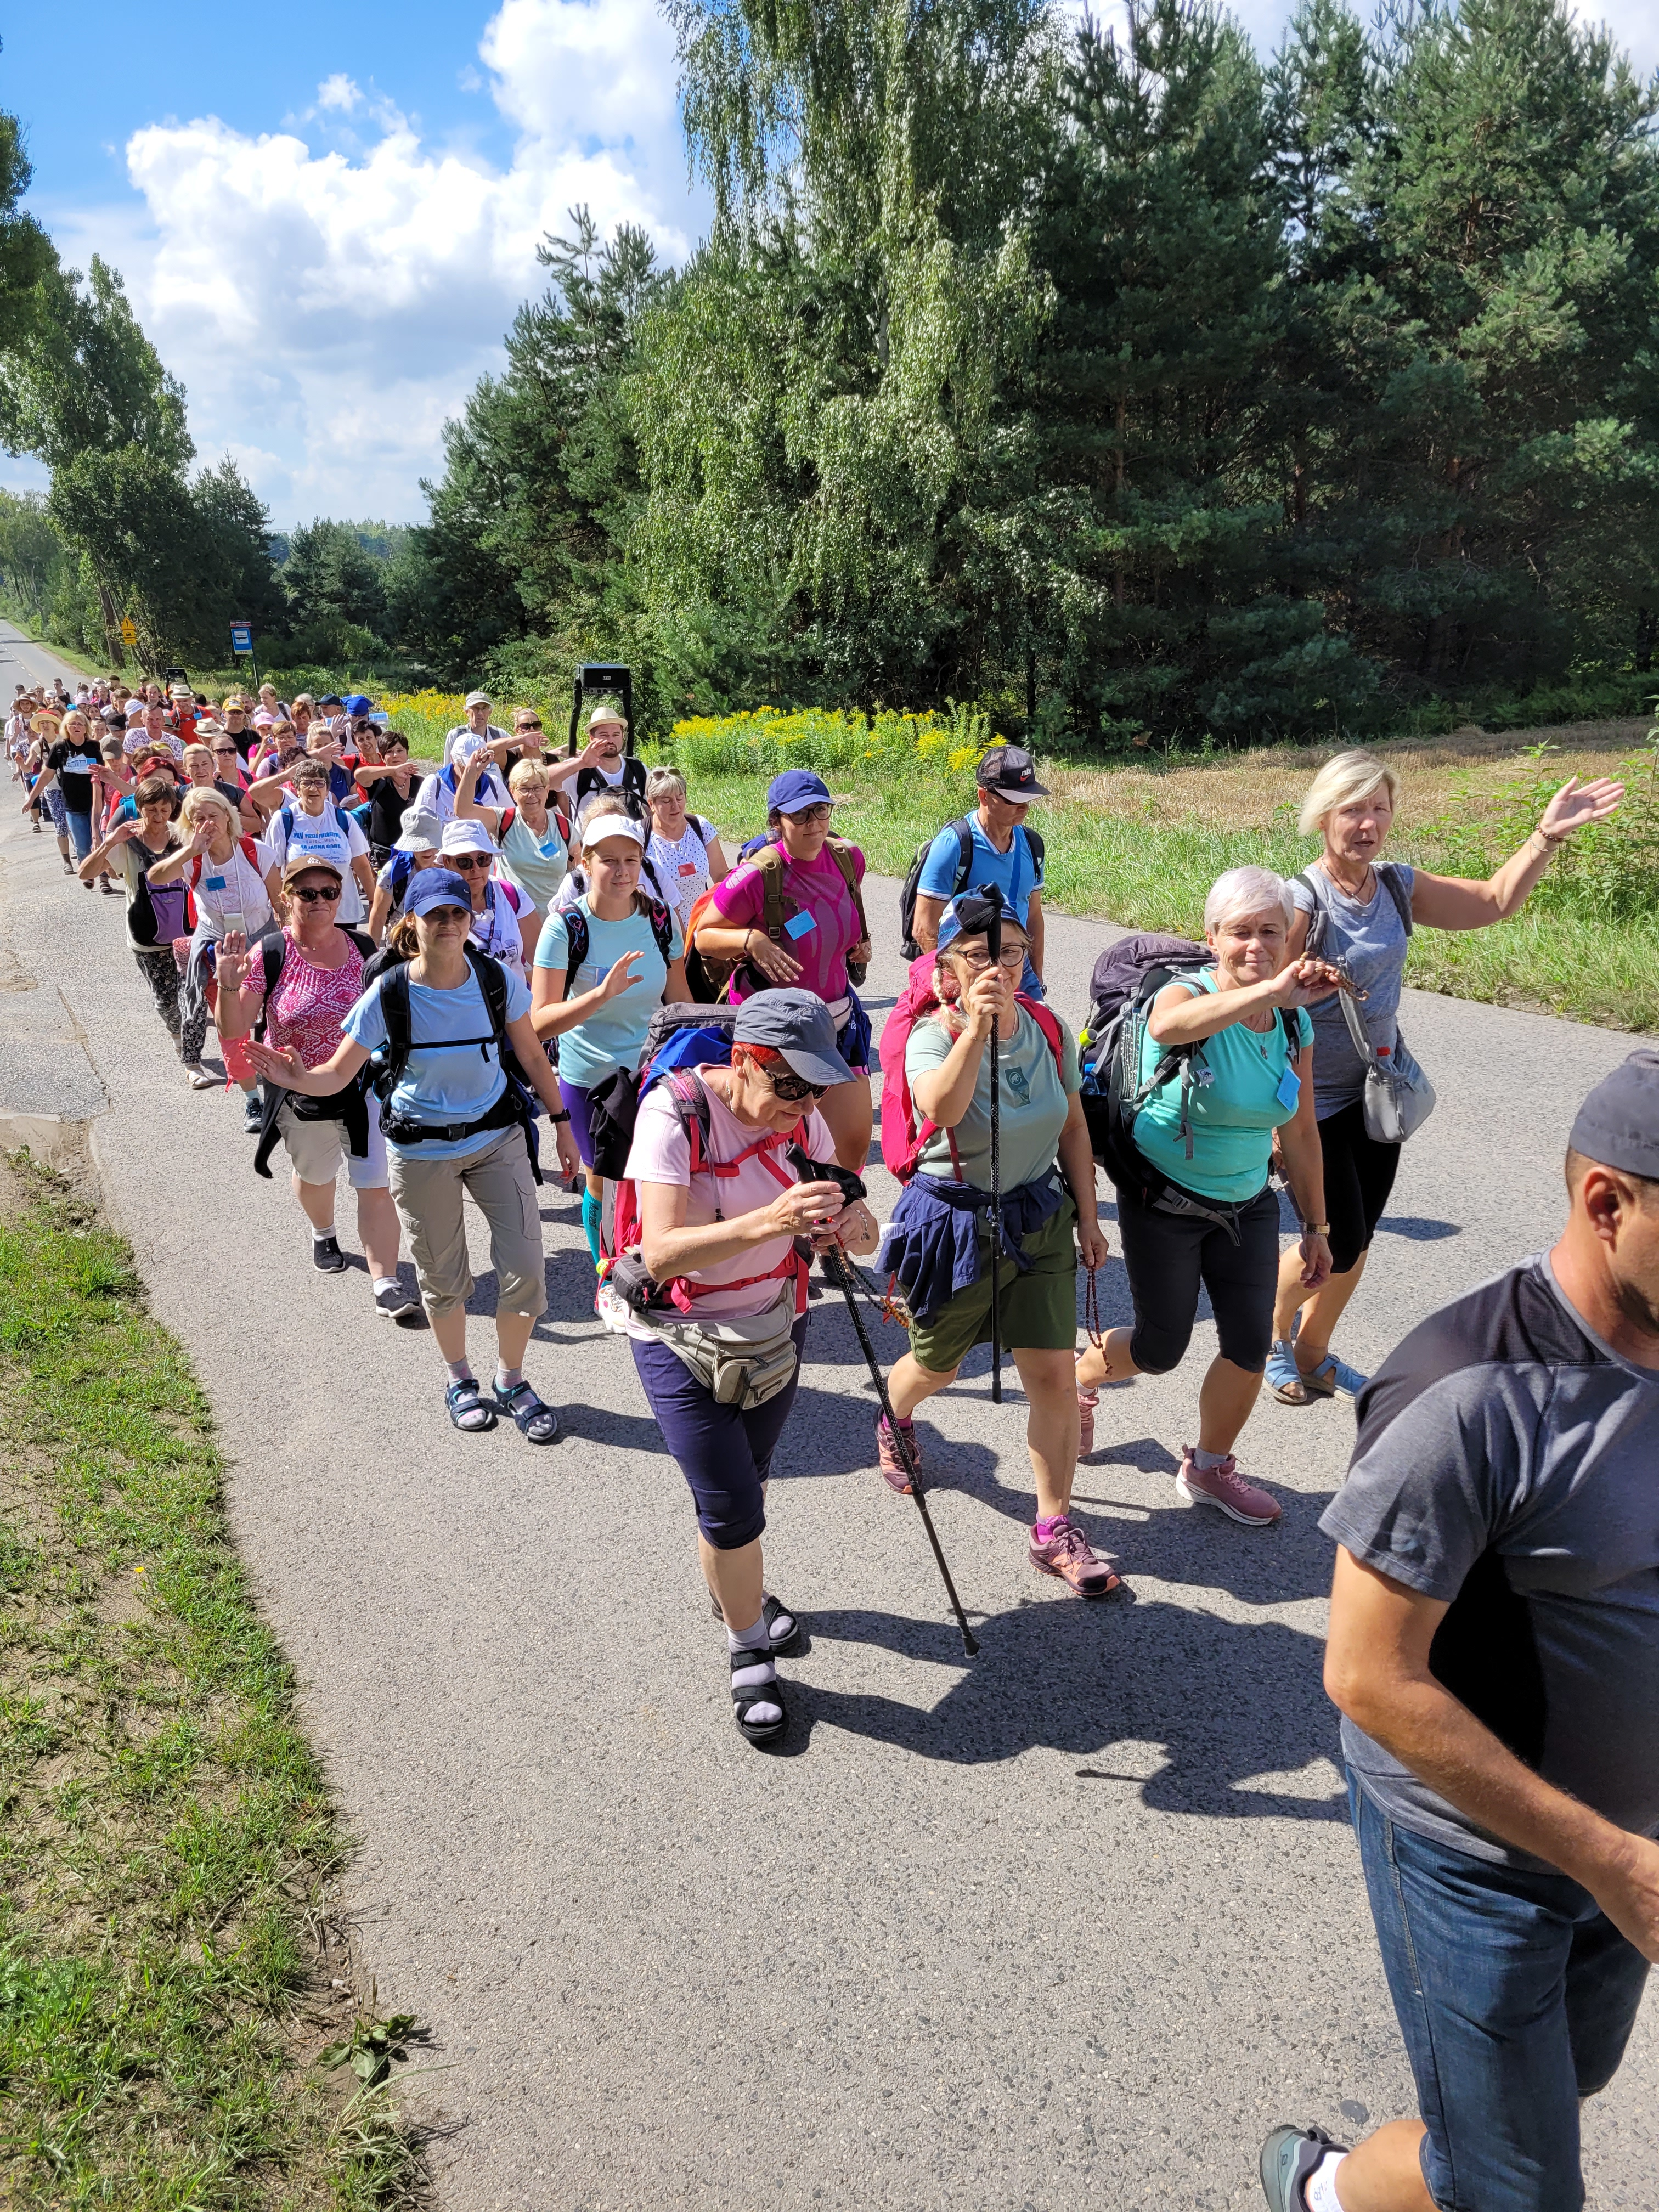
xmin=370 ymin=943 xmax=542 ymax=1181
xmin=575 ymin=757 xmax=648 ymax=820
xmin=898 ymin=816 xmax=1044 ymax=961
xmin=1079 ymin=933 xmax=1290 ymax=1201
xmin=555 ymin=898 xmax=677 ymax=996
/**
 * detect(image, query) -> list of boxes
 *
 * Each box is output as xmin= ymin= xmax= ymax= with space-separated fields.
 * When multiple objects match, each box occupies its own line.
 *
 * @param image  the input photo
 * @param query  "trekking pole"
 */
xmin=983 ymin=883 xmax=1005 ymax=1405
xmin=826 ymin=1244 xmax=980 ymax=1660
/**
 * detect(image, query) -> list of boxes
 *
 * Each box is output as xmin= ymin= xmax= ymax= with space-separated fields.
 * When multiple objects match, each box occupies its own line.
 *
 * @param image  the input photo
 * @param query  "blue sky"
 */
xmin=4 ymin=0 xmax=1655 ymax=529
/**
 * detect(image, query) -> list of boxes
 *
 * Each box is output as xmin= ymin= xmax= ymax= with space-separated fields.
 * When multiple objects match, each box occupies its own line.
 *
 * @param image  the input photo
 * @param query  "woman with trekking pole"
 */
xmin=876 ymin=893 xmax=1117 ymax=1596
xmin=617 ymin=990 xmax=879 ymax=1746
xmin=1266 ymin=748 xmax=1623 ymax=1403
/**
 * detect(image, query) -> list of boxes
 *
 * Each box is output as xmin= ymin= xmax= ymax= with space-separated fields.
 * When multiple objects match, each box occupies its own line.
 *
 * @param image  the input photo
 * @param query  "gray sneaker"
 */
xmin=1259 ymin=2124 xmax=1347 ymax=2212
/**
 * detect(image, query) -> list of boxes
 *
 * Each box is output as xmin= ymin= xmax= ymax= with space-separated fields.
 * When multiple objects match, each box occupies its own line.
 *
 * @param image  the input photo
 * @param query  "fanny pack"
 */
xmin=635 ymin=1282 xmax=800 ymax=1410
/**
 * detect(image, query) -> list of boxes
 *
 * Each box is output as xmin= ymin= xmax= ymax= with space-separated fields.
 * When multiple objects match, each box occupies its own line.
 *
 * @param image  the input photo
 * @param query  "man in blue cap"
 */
xmin=1261 ymin=1051 xmax=1659 ymax=2212
xmin=907 ymin=743 xmax=1049 ymax=996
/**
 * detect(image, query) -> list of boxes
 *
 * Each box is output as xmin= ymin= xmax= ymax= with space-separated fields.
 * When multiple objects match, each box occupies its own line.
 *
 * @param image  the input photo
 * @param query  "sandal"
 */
xmin=708 ymin=1590 xmax=802 ymax=1656
xmin=730 ymin=1644 xmax=787 ymax=1746
xmin=445 ymin=1378 xmax=497 ymax=1434
xmin=493 ymin=1378 xmax=561 ymax=1444
xmin=1266 ymin=1340 xmax=1312 ymax=1406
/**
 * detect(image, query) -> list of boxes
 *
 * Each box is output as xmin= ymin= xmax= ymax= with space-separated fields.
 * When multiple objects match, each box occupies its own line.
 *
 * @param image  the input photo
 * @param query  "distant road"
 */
xmin=0 ymin=616 xmax=89 ymax=695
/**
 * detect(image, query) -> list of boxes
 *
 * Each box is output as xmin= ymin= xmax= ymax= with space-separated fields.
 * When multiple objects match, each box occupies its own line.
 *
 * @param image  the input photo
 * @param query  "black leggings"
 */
xmin=1115 ymin=1181 xmax=1281 ymax=1376
xmin=1318 ymin=1099 xmax=1401 ymax=1274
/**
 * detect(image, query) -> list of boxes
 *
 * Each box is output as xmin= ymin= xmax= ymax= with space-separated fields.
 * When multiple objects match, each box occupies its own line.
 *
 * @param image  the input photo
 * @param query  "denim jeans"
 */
xmin=1348 ymin=1769 xmax=1649 ymax=2211
xmin=64 ymin=803 xmax=95 ymax=861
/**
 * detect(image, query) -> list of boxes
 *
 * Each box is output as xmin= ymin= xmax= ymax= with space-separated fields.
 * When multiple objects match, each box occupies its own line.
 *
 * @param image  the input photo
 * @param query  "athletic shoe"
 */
xmin=1077 ymin=1382 xmax=1099 ymax=1456
xmin=242 ymin=1092 xmax=263 ymax=1134
xmin=184 ymin=1062 xmax=217 ymax=1091
xmin=311 ymin=1234 xmax=346 ymax=1273
xmin=374 ymin=1281 xmax=422 ymax=1322
xmin=1028 ymin=1516 xmax=1122 ymax=1597
xmin=875 ymin=1413 xmax=921 ymax=1494
xmin=1259 ymin=2124 xmax=1348 ymax=2211
xmin=1176 ymin=1445 xmax=1281 ymax=1526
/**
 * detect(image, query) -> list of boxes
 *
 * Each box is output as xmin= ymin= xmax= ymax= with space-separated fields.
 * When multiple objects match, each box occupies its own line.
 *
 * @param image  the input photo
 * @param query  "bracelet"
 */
xmin=1302 ymin=1221 xmax=1330 ymax=1236
xmin=549 ymin=1110 xmax=571 ymax=1124
xmin=1535 ymin=826 xmax=1568 ymax=850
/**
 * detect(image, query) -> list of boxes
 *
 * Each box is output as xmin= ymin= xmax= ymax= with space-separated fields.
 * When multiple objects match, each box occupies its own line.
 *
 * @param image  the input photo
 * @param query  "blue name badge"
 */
xmin=784 ymin=910 xmax=817 ymax=940
xmin=1274 ymin=1065 xmax=1301 ymax=1113
xmin=205 ymin=875 xmax=227 ymax=891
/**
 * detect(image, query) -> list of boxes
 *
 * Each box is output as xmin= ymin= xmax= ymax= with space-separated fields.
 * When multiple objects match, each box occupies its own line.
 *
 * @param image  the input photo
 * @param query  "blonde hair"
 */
xmin=180 ymin=788 xmax=238 ymax=837
xmin=508 ymin=758 xmax=550 ymax=799
xmin=388 ymin=910 xmax=422 ymax=958
xmin=646 ymin=766 xmax=687 ymax=805
xmin=1204 ymin=866 xmax=1294 ymax=936
xmin=182 ymin=743 xmax=214 ymax=770
xmin=1298 ymin=749 xmax=1401 ymax=838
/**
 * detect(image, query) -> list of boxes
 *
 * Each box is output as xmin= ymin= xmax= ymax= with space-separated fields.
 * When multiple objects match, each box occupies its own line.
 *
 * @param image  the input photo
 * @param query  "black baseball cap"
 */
xmin=1569 ymin=1051 xmax=1659 ymax=1180
xmin=732 ymin=989 xmax=854 ymax=1088
xmin=977 ymin=744 xmax=1049 ymax=799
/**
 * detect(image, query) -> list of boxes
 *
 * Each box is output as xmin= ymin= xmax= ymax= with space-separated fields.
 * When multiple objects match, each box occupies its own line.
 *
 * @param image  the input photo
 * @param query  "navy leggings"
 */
xmin=631 ymin=1314 xmax=809 ymax=1549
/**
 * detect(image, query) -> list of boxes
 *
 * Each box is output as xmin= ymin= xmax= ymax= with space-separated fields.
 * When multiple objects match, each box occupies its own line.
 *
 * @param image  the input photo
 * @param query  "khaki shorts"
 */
xmin=387 ymin=1124 xmax=547 ymax=1321
xmin=906 ymin=1197 xmax=1078 ymax=1375
xmin=276 ymin=1099 xmax=388 ymax=1190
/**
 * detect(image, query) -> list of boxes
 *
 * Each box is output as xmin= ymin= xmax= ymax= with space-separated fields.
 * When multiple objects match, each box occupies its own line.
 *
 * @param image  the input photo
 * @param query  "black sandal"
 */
xmin=493 ymin=1379 xmax=561 ymax=1444
xmin=708 ymin=1590 xmax=802 ymax=1656
xmin=445 ymin=1378 xmax=497 ymax=1433
xmin=730 ymin=1645 xmax=787 ymax=1746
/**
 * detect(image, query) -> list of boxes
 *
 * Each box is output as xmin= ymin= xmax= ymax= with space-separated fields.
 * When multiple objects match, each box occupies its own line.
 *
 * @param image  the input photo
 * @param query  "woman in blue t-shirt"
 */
xmin=246 ymin=870 xmax=569 ymax=1444
xmin=531 ymin=796 xmax=689 ymax=1267
xmin=1077 ymin=866 xmax=1342 ymax=1530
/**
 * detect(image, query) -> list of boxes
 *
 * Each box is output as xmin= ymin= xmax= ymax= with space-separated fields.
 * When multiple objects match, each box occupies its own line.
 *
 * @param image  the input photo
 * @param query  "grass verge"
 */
xmin=675 ymin=720 xmax=1659 ymax=1033
xmin=0 ymin=1149 xmax=428 ymax=2209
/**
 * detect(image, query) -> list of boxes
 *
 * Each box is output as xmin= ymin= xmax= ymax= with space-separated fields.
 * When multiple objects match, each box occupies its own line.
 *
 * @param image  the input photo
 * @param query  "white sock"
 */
xmin=727 ymin=1613 xmax=771 ymax=1653
xmin=372 ymin=1276 xmax=399 ymax=1295
xmin=1304 ymin=2150 xmax=1348 ymax=2212
xmin=494 ymin=1363 xmax=523 ymax=1393
xmin=728 ymin=1616 xmax=780 ymax=1726
xmin=445 ymin=1360 xmax=475 ymax=1385
xmin=312 ymin=1222 xmax=336 ymax=1242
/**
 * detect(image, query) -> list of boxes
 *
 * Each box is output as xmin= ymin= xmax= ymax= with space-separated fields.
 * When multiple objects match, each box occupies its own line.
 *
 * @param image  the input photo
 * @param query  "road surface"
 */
xmin=1 ymin=701 xmax=1651 ymax=2208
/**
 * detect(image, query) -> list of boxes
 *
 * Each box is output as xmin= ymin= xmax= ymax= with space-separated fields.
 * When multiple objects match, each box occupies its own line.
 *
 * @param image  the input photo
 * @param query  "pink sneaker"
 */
xmin=1028 ymin=1516 xmax=1122 ymax=1598
xmin=1176 ymin=1446 xmax=1281 ymax=1527
xmin=875 ymin=1414 xmax=921 ymax=1495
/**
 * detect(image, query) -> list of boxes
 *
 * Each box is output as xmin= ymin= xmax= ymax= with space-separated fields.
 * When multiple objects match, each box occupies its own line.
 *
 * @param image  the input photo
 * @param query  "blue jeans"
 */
xmin=64 ymin=804 xmax=94 ymax=861
xmin=1349 ymin=1769 xmax=1649 ymax=2210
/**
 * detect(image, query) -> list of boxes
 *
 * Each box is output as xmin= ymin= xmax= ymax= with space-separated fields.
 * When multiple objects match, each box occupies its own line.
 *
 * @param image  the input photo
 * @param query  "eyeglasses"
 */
xmin=289 ymin=884 xmax=341 ymax=904
xmin=448 ymin=854 xmax=493 ymax=871
xmin=767 ymin=1068 xmax=828 ymax=1102
xmin=955 ymin=944 xmax=1026 ymax=972
xmin=783 ymin=804 xmax=834 ymax=826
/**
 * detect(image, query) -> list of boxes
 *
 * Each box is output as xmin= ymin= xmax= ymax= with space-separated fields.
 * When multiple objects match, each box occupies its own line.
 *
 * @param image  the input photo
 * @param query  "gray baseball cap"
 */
xmin=732 ymin=989 xmax=854 ymax=1088
xmin=1568 ymin=1050 xmax=1659 ymax=1179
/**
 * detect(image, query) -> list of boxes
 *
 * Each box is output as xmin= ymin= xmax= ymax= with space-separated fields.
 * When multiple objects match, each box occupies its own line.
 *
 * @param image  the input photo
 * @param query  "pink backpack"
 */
xmin=878 ymin=951 xmax=1065 ymax=1182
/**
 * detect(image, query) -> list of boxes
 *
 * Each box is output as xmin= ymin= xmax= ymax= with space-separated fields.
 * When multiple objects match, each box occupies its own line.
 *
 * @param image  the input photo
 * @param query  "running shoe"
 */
xmin=374 ymin=1281 xmax=422 ymax=1322
xmin=242 ymin=1092 xmax=263 ymax=1134
xmin=875 ymin=1413 xmax=921 ymax=1494
xmin=1028 ymin=1516 xmax=1122 ymax=1597
xmin=1176 ymin=1446 xmax=1282 ymax=1526
xmin=1259 ymin=2124 xmax=1348 ymax=2211
xmin=184 ymin=1062 xmax=217 ymax=1090
xmin=312 ymin=1234 xmax=346 ymax=1273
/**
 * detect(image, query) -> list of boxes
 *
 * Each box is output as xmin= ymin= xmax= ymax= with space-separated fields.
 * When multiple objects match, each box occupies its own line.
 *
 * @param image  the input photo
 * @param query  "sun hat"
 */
xmin=440 ymin=819 xmax=495 ymax=857
xmin=975 ymin=744 xmax=1049 ymax=799
xmin=29 ymin=709 xmax=63 ymax=735
xmin=280 ymin=850 xmax=345 ymax=887
xmin=1568 ymin=1051 xmax=1659 ymax=1180
xmin=404 ymin=868 xmax=472 ymax=917
xmin=464 ymin=689 xmax=492 ymax=709
xmin=394 ymin=804 xmax=443 ymax=853
xmin=766 ymin=768 xmax=846 ymax=816
xmin=733 ymin=989 xmax=855 ymax=1088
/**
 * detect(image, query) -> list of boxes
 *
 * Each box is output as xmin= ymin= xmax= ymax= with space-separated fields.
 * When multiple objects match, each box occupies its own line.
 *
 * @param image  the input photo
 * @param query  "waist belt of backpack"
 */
xmin=1149 ymin=1182 xmax=1246 ymax=1245
xmin=379 ymin=1083 xmax=527 ymax=1151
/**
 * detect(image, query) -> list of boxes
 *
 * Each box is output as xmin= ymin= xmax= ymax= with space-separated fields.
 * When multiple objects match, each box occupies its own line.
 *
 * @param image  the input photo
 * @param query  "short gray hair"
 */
xmin=645 ymin=766 xmax=687 ymax=804
xmin=1203 ymin=865 xmax=1293 ymax=937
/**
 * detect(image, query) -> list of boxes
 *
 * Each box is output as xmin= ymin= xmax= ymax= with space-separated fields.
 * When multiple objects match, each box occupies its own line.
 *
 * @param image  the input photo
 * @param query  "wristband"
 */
xmin=549 ymin=1111 xmax=571 ymax=1125
xmin=1302 ymin=1221 xmax=1330 ymax=1237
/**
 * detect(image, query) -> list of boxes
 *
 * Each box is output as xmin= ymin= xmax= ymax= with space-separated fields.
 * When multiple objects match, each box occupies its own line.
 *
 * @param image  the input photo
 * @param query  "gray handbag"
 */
xmin=1299 ymin=863 xmax=1435 ymax=1143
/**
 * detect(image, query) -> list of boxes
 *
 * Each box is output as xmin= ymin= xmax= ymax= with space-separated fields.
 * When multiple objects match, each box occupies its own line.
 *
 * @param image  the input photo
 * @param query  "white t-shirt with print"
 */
xmin=266 ymin=802 xmax=371 ymax=924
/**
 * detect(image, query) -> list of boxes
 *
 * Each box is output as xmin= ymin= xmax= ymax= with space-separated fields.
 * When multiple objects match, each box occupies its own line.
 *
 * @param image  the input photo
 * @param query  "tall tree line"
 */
xmin=403 ymin=0 xmax=1659 ymax=742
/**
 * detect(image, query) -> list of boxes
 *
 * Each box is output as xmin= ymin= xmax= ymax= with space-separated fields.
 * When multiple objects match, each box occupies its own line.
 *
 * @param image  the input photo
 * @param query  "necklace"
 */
xmin=1322 ymin=854 xmax=1375 ymax=904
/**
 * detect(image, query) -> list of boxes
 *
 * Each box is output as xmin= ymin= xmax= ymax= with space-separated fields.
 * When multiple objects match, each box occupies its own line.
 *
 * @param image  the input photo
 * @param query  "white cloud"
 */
xmin=108 ymin=0 xmax=702 ymax=526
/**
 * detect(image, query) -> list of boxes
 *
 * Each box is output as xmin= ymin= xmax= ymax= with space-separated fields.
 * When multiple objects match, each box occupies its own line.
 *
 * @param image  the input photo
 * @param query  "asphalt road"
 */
xmin=2 ymin=647 xmax=1652 ymax=2208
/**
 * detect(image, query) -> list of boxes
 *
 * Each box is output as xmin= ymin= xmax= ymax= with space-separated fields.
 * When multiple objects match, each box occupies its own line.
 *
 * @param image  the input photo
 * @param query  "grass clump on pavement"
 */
xmin=0 ymin=1152 xmax=425 ymax=2209
xmin=668 ymin=715 xmax=1659 ymax=1034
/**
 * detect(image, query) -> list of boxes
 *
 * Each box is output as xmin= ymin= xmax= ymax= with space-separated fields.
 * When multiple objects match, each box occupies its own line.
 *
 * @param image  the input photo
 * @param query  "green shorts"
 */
xmin=906 ymin=1197 xmax=1078 ymax=1375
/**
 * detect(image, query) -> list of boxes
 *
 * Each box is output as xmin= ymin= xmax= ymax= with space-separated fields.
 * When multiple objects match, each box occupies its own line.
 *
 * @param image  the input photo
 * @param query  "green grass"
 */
xmin=0 ymin=1155 xmax=426 ymax=2209
xmin=680 ymin=754 xmax=1659 ymax=1034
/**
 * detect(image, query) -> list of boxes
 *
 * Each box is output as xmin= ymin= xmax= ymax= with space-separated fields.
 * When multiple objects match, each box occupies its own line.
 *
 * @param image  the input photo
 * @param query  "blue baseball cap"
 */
xmin=343 ymin=692 xmax=374 ymax=718
xmin=766 ymin=768 xmax=847 ymax=816
xmin=404 ymin=869 xmax=472 ymax=918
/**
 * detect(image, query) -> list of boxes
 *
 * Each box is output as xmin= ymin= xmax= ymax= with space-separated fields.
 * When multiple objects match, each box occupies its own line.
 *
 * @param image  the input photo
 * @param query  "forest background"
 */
xmin=3 ymin=0 xmax=1658 ymax=757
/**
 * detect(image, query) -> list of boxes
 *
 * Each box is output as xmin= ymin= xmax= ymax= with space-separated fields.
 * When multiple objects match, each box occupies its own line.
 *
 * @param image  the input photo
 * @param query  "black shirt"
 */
xmin=362 ymin=767 xmax=419 ymax=851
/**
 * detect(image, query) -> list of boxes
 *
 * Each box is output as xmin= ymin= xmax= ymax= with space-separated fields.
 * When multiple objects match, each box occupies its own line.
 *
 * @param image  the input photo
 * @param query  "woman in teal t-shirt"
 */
xmin=531 ymin=797 xmax=687 ymax=1266
xmin=1077 ymin=866 xmax=1340 ymax=1531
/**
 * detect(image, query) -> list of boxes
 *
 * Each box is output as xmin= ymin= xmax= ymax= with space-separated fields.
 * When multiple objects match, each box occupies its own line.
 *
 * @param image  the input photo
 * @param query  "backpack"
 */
xmin=126 ymin=850 xmax=195 ymax=947
xmin=253 ymin=926 xmax=375 ymax=1039
xmin=685 ymin=837 xmax=871 ymax=1003
xmin=1077 ymin=933 xmax=1289 ymax=1199
xmin=575 ymin=757 xmax=647 ymax=819
xmin=278 ymin=799 xmax=354 ymax=852
xmin=606 ymin=1002 xmax=810 ymax=1314
xmin=898 ymin=817 xmax=1045 ymax=961
xmin=877 ymin=950 xmax=1066 ymax=1182
xmin=554 ymin=897 xmax=676 ymax=998
xmin=188 ymin=836 xmax=261 ymax=891
xmin=369 ymin=941 xmax=542 ymax=1181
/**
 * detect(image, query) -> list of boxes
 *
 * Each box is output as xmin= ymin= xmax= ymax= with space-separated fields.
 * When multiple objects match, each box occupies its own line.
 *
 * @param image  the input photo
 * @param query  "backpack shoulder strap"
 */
xmin=1378 ymin=861 xmax=1414 ymax=936
xmin=377 ymin=960 xmax=412 ymax=1082
xmin=754 ymin=842 xmax=787 ymax=940
xmin=343 ymin=927 xmax=376 ymax=962
xmin=1021 ymin=997 xmax=1066 ymax=1075
xmin=1293 ymin=869 xmax=1329 ymax=957
xmin=261 ymin=934 xmax=287 ymax=998
xmin=558 ymin=905 xmax=589 ymax=999
xmin=465 ymin=943 xmax=510 ymax=1041
xmin=826 ymin=838 xmax=869 ymax=941
xmin=953 ymin=815 xmax=976 ymax=891
xmin=1024 ymin=825 xmax=1045 ymax=873
xmin=647 ymin=900 xmax=675 ymax=965
xmin=239 ymin=835 xmax=259 ymax=869
xmin=663 ymin=1068 xmax=715 ymax=1176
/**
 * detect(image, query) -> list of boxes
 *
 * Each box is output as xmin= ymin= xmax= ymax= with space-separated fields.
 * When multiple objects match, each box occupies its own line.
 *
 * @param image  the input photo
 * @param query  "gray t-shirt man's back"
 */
xmin=1321 ymin=1255 xmax=1659 ymax=1870
xmin=1289 ymin=861 xmax=1415 ymax=1118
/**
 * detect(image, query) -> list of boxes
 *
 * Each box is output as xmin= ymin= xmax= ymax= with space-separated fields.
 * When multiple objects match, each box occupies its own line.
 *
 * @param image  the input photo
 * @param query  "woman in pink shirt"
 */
xmin=620 ymin=990 xmax=879 ymax=1747
xmin=691 ymin=770 xmax=874 ymax=1170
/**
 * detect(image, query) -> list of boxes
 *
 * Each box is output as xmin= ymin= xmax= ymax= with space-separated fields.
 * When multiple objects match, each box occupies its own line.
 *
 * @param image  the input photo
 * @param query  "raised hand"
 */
xmin=597 ymin=950 xmax=645 ymax=1002
xmin=1539 ymin=776 xmax=1624 ymax=839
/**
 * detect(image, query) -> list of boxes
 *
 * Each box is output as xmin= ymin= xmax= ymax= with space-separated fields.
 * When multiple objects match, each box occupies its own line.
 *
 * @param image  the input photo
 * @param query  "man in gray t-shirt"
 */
xmin=1259 ymin=1052 xmax=1659 ymax=2212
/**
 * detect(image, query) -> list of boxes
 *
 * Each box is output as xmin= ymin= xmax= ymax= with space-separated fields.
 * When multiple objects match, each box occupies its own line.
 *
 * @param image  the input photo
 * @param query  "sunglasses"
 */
xmin=289 ymin=884 xmax=341 ymax=904
xmin=516 ymin=719 xmax=542 ymax=733
xmin=448 ymin=853 xmax=493 ymax=870
xmin=212 ymin=746 xmax=239 ymax=757
xmin=767 ymin=1068 xmax=828 ymax=1102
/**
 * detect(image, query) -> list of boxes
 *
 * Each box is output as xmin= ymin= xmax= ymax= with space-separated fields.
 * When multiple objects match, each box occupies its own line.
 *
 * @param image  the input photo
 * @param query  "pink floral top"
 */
xmin=258 ymin=931 xmax=366 ymax=1070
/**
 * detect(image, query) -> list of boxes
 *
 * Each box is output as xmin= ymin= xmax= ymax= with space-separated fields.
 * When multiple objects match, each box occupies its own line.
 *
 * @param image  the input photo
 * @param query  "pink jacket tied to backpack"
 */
xmin=878 ymin=950 xmax=1064 ymax=1182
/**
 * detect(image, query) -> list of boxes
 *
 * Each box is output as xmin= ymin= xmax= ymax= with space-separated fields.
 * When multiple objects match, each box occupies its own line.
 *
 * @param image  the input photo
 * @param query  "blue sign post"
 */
xmin=229 ymin=621 xmax=259 ymax=689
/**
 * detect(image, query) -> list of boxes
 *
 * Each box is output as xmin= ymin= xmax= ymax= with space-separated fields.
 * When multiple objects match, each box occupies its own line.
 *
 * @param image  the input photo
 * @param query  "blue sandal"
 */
xmin=1266 ymin=1340 xmax=1311 ymax=1404
xmin=445 ymin=1378 xmax=497 ymax=1432
xmin=493 ymin=1378 xmax=561 ymax=1444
